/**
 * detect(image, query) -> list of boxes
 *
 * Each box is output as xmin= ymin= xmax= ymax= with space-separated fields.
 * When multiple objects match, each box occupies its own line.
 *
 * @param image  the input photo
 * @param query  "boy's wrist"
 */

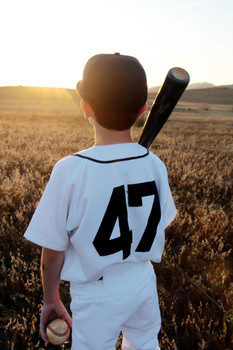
xmin=43 ymin=298 xmax=59 ymax=305
xmin=43 ymin=291 xmax=60 ymax=304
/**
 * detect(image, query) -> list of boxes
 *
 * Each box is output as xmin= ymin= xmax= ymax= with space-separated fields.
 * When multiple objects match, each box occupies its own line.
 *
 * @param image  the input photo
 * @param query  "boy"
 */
xmin=24 ymin=53 xmax=177 ymax=350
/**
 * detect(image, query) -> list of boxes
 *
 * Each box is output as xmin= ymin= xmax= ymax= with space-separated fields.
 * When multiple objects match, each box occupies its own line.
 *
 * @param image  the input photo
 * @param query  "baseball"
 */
xmin=46 ymin=318 xmax=70 ymax=345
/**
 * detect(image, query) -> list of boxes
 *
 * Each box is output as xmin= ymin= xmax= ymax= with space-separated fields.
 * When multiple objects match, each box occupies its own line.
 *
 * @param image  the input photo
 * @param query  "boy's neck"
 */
xmin=94 ymin=126 xmax=134 ymax=146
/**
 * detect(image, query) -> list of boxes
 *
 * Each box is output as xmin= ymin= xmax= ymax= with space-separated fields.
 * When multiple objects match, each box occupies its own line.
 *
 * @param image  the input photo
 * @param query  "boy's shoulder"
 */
xmin=148 ymin=149 xmax=165 ymax=164
xmin=50 ymin=150 xmax=88 ymax=176
xmin=148 ymin=150 xmax=168 ymax=175
xmin=54 ymin=147 xmax=94 ymax=168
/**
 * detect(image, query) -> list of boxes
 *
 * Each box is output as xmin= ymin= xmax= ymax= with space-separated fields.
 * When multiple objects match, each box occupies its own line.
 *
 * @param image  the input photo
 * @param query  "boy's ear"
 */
xmin=138 ymin=103 xmax=147 ymax=117
xmin=80 ymin=100 xmax=95 ymax=119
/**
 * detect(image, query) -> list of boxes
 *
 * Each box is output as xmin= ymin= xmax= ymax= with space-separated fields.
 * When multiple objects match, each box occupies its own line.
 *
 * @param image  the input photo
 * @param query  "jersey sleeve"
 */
xmin=159 ymin=160 xmax=177 ymax=229
xmin=163 ymin=181 xmax=177 ymax=228
xmin=24 ymin=160 xmax=71 ymax=251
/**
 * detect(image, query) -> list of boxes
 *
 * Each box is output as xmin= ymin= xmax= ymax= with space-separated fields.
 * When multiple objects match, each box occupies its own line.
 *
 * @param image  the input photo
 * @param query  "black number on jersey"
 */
xmin=93 ymin=185 xmax=133 ymax=260
xmin=93 ymin=181 xmax=161 ymax=260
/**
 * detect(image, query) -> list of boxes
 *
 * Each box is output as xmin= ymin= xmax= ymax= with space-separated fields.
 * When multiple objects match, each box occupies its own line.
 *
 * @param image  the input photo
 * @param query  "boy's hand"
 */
xmin=40 ymin=299 xmax=72 ymax=343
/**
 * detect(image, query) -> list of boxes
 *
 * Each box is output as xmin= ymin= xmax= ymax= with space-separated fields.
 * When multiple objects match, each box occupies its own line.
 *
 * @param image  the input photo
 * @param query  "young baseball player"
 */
xmin=24 ymin=53 xmax=177 ymax=350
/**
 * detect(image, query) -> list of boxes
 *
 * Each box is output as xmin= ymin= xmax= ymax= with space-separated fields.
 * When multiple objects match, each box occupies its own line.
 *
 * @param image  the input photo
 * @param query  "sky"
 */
xmin=0 ymin=0 xmax=233 ymax=89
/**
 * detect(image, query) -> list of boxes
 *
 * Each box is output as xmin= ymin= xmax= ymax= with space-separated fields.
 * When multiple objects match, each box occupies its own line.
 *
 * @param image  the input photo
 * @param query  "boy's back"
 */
xmin=25 ymin=142 xmax=176 ymax=284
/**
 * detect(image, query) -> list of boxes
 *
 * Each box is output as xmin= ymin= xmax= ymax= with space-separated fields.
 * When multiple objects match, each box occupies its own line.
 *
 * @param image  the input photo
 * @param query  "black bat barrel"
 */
xmin=139 ymin=67 xmax=190 ymax=149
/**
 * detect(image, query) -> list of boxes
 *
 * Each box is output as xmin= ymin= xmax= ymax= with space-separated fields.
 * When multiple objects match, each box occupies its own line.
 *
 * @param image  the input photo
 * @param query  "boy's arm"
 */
xmin=40 ymin=248 xmax=72 ymax=342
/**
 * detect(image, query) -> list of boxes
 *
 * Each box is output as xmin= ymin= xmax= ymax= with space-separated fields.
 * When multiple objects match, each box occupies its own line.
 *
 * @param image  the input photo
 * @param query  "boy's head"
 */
xmin=76 ymin=53 xmax=148 ymax=131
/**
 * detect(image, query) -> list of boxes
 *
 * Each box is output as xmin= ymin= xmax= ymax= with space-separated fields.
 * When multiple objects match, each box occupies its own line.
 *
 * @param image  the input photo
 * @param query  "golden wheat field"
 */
xmin=0 ymin=89 xmax=233 ymax=350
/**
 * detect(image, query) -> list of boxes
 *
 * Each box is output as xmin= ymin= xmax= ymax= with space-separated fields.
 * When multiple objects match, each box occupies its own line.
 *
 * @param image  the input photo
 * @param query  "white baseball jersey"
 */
xmin=24 ymin=143 xmax=177 ymax=283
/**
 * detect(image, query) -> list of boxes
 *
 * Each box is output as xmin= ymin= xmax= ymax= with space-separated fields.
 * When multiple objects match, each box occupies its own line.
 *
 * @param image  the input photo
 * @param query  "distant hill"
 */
xmin=148 ymin=86 xmax=160 ymax=94
xmin=0 ymin=86 xmax=80 ymax=103
xmin=0 ymin=84 xmax=232 ymax=106
xmin=148 ymin=84 xmax=233 ymax=106
xmin=180 ymin=86 xmax=233 ymax=105
xmin=149 ymin=82 xmax=215 ymax=93
xmin=218 ymin=84 xmax=233 ymax=89
xmin=187 ymin=82 xmax=215 ymax=90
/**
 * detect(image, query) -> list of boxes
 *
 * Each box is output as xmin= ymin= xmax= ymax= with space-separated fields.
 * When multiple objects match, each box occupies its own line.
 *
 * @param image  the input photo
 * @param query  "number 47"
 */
xmin=93 ymin=181 xmax=161 ymax=260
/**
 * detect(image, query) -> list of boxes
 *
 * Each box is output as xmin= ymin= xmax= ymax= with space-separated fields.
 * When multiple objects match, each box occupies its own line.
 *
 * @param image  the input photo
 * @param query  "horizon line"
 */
xmin=0 ymin=81 xmax=233 ymax=90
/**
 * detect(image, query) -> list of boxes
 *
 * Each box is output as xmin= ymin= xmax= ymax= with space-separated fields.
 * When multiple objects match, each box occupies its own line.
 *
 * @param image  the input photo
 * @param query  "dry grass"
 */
xmin=0 ymin=96 xmax=232 ymax=349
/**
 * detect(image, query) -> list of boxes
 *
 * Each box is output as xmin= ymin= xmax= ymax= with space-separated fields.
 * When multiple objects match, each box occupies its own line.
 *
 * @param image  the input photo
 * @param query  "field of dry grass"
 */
xmin=0 ymin=91 xmax=232 ymax=349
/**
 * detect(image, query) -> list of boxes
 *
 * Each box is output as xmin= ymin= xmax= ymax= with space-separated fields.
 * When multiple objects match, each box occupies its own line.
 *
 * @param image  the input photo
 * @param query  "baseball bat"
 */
xmin=138 ymin=67 xmax=190 ymax=149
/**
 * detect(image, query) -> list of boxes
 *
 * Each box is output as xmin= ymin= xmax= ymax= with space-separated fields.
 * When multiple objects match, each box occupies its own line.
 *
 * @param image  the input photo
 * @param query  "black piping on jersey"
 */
xmin=73 ymin=151 xmax=149 ymax=164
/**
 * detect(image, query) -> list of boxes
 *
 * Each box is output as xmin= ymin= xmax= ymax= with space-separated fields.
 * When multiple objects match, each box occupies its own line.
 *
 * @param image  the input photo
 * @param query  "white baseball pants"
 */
xmin=70 ymin=261 xmax=161 ymax=350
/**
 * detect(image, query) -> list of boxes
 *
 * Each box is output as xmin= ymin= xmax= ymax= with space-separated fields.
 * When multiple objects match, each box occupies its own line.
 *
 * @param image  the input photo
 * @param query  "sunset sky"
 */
xmin=1 ymin=0 xmax=233 ymax=89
